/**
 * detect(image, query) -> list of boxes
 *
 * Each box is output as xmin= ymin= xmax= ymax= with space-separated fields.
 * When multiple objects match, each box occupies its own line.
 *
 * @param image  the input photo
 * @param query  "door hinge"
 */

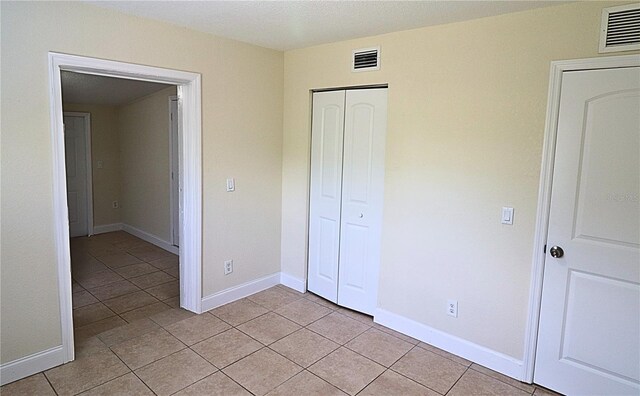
xmin=543 ymin=244 xmax=547 ymax=254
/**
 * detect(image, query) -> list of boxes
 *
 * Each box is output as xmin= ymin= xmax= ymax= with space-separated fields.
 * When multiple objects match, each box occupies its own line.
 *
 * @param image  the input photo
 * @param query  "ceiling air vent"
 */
xmin=352 ymin=47 xmax=380 ymax=72
xmin=599 ymin=3 xmax=640 ymax=53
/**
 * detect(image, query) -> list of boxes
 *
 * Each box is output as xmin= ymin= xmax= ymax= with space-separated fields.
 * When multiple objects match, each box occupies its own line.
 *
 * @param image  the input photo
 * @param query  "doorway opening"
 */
xmin=62 ymin=72 xmax=181 ymax=358
xmin=49 ymin=53 xmax=202 ymax=364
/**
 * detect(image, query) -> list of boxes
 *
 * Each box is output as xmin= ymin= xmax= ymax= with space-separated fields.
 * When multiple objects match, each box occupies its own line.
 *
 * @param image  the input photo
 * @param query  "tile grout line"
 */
xmin=186 ymin=343 xmax=224 ymax=371
xmin=444 ymin=363 xmax=471 ymax=395
xmin=42 ymin=371 xmax=60 ymax=396
xmin=107 ymin=348 xmax=158 ymax=396
xmin=384 ymin=344 xmax=449 ymax=396
xmin=255 ymin=348 xmax=304 ymax=395
xmin=414 ymin=342 xmax=472 ymax=367
xmin=303 ymin=369 xmax=347 ymax=395
xmin=135 ymin=347 xmax=206 ymax=395
xmin=216 ymin=370 xmax=257 ymax=396
xmin=109 ymin=336 xmax=189 ymax=378
xmin=467 ymin=364 xmax=537 ymax=394
xmin=339 ymin=327 xmax=413 ymax=366
xmin=353 ymin=369 xmax=385 ymax=396
xmin=303 ymin=321 xmax=370 ymax=347
xmin=163 ymin=371 xmax=213 ymax=396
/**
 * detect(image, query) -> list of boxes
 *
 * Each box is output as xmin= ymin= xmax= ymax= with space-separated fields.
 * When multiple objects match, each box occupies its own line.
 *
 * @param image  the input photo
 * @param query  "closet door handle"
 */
xmin=359 ymin=213 xmax=364 ymax=218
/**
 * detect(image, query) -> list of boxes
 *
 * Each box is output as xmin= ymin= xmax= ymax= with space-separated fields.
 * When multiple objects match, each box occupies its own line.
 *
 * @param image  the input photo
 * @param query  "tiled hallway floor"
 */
xmin=2 ymin=232 xmax=560 ymax=395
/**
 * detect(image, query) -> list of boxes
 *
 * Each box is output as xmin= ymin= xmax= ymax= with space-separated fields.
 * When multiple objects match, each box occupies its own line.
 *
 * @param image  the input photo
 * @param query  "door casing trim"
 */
xmin=522 ymin=54 xmax=640 ymax=382
xmin=48 ymin=52 xmax=203 ymax=365
xmin=169 ymin=95 xmax=179 ymax=247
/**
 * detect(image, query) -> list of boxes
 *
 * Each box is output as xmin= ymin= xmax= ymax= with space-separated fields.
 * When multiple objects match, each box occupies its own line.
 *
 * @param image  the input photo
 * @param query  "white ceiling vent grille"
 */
xmin=352 ymin=47 xmax=380 ymax=72
xmin=599 ymin=3 xmax=640 ymax=53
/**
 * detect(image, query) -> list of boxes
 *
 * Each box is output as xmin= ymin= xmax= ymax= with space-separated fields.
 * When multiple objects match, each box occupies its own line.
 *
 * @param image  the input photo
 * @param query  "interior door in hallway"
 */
xmin=307 ymin=88 xmax=387 ymax=315
xmin=64 ymin=114 xmax=91 ymax=237
xmin=534 ymin=67 xmax=640 ymax=395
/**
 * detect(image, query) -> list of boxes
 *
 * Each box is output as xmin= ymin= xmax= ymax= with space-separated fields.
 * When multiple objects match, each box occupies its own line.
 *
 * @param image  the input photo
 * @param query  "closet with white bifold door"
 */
xmin=307 ymin=87 xmax=388 ymax=316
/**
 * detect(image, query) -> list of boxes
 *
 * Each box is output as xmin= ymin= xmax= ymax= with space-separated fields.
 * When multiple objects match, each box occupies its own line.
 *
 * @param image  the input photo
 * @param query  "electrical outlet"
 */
xmin=224 ymin=259 xmax=233 ymax=275
xmin=447 ymin=299 xmax=458 ymax=318
xmin=112 ymin=201 xmax=119 ymax=209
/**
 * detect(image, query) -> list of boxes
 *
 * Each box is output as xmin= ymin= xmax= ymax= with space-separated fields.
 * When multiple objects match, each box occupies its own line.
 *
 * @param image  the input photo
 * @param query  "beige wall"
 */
xmin=281 ymin=1 xmax=637 ymax=360
xmin=118 ymin=86 xmax=176 ymax=242
xmin=63 ymin=104 xmax=122 ymax=227
xmin=0 ymin=1 xmax=283 ymax=364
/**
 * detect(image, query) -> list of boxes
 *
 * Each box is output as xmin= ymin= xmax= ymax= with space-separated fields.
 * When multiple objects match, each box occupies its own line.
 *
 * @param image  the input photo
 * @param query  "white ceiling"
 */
xmin=61 ymin=71 xmax=173 ymax=106
xmin=87 ymin=1 xmax=566 ymax=51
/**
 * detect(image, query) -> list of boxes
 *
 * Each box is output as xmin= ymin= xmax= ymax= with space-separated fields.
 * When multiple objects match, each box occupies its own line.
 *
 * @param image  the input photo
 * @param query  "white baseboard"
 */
xmin=374 ymin=308 xmax=524 ymax=381
xmin=0 ymin=346 xmax=64 ymax=386
xmin=201 ymin=273 xmax=281 ymax=312
xmin=121 ymin=224 xmax=178 ymax=255
xmin=93 ymin=223 xmax=123 ymax=234
xmin=279 ymin=273 xmax=306 ymax=293
xmin=92 ymin=223 xmax=178 ymax=255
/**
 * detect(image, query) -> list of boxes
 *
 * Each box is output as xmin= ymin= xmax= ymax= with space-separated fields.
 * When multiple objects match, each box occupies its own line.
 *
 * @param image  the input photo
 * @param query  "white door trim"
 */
xmin=522 ymin=54 xmax=640 ymax=383
xmin=169 ymin=95 xmax=179 ymax=247
xmin=48 ymin=52 xmax=203 ymax=365
xmin=63 ymin=112 xmax=93 ymax=237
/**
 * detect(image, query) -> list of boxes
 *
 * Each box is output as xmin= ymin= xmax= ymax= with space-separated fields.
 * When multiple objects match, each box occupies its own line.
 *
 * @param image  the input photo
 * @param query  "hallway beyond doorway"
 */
xmin=70 ymin=231 xmax=180 ymax=340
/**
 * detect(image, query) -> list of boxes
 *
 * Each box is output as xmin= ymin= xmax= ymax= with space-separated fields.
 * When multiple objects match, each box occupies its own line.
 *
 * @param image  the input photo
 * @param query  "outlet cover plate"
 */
xmin=224 ymin=259 xmax=233 ymax=275
xmin=447 ymin=299 xmax=458 ymax=317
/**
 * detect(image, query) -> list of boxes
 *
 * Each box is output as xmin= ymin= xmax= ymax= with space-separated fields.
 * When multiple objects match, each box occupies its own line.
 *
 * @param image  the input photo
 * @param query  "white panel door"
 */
xmin=308 ymin=90 xmax=346 ymax=303
xmin=535 ymin=67 xmax=640 ymax=395
xmin=337 ymin=88 xmax=387 ymax=315
xmin=64 ymin=115 xmax=89 ymax=237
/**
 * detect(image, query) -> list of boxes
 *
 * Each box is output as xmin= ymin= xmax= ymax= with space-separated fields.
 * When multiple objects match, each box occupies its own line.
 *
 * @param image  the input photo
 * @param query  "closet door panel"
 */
xmin=308 ymin=90 xmax=346 ymax=303
xmin=338 ymin=88 xmax=387 ymax=314
xmin=341 ymin=223 xmax=368 ymax=289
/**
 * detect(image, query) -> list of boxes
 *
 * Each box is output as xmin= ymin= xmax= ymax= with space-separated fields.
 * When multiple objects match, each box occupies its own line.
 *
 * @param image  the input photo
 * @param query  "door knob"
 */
xmin=549 ymin=246 xmax=564 ymax=258
xmin=359 ymin=213 xmax=364 ymax=218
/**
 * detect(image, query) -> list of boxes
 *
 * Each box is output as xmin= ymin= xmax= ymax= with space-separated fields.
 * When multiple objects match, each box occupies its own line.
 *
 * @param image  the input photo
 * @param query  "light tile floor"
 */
xmin=1 ymin=232 xmax=563 ymax=395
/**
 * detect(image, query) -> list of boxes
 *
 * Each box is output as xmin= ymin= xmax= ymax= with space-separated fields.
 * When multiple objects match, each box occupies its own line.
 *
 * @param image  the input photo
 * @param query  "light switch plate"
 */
xmin=226 ymin=178 xmax=235 ymax=192
xmin=501 ymin=207 xmax=514 ymax=225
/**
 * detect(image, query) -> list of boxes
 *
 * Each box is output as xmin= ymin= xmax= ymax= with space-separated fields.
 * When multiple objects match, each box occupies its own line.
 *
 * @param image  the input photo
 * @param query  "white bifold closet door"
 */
xmin=308 ymin=88 xmax=387 ymax=315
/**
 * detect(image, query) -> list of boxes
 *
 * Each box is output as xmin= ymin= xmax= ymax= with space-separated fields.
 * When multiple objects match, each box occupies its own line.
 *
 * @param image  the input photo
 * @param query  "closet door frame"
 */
xmin=307 ymin=85 xmax=388 ymax=315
